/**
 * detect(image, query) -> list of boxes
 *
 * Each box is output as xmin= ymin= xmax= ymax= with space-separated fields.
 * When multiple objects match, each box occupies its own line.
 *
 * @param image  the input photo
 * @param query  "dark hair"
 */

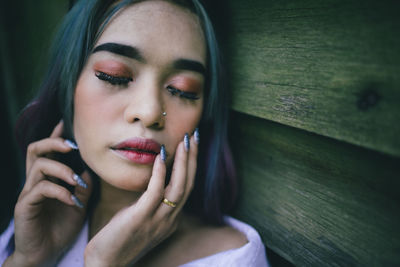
xmin=16 ymin=0 xmax=236 ymax=224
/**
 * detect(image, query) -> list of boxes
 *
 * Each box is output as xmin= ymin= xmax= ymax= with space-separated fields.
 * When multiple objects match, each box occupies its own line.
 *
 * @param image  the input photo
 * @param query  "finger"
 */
xmin=136 ymin=155 xmax=166 ymax=215
xmin=21 ymin=180 xmax=77 ymax=209
xmin=169 ymin=134 xmax=198 ymax=218
xmin=157 ymin=140 xmax=188 ymax=216
xmin=50 ymin=120 xmax=64 ymax=138
xmin=23 ymin=157 xmax=81 ymax=193
xmin=74 ymin=170 xmax=93 ymax=208
xmin=26 ymin=137 xmax=75 ymax=175
xmin=184 ymin=134 xmax=198 ymax=198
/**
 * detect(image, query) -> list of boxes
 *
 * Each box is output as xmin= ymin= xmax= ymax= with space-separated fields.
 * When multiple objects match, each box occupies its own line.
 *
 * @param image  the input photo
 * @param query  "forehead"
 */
xmin=95 ymin=0 xmax=206 ymax=64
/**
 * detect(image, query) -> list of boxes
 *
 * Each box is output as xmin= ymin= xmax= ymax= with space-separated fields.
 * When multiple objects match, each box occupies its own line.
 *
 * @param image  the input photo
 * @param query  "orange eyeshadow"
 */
xmin=169 ymin=77 xmax=202 ymax=93
xmin=93 ymin=60 xmax=132 ymax=77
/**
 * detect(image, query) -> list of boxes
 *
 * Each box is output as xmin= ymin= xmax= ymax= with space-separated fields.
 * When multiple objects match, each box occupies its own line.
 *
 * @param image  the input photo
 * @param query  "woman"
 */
xmin=1 ymin=0 xmax=269 ymax=266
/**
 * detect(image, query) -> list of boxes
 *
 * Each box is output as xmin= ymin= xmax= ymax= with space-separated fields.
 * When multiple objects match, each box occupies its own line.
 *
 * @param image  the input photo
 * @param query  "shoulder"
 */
xmin=223 ymin=216 xmax=265 ymax=249
xmin=176 ymin=215 xmax=269 ymax=266
xmin=184 ymin=215 xmax=249 ymax=253
xmin=178 ymin=215 xmax=268 ymax=264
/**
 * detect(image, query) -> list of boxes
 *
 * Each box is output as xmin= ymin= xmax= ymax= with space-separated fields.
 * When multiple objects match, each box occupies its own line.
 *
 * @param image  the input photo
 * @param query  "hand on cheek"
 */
xmin=84 ymin=131 xmax=199 ymax=266
xmin=6 ymin=121 xmax=93 ymax=267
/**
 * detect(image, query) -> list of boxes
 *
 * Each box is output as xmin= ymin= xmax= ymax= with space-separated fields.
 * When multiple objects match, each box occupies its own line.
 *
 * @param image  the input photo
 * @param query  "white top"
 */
xmin=1 ymin=216 xmax=269 ymax=266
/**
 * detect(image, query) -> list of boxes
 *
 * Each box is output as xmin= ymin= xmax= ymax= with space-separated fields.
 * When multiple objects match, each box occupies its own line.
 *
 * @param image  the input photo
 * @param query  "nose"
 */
xmin=124 ymin=81 xmax=164 ymax=129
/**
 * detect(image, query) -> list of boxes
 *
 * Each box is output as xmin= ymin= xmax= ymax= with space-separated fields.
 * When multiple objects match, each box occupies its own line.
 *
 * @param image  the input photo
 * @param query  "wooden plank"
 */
xmin=228 ymin=0 xmax=400 ymax=157
xmin=230 ymin=111 xmax=400 ymax=266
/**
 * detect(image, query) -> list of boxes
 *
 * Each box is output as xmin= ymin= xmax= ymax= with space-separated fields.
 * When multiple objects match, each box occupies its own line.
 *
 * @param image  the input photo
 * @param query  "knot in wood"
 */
xmin=357 ymin=89 xmax=380 ymax=111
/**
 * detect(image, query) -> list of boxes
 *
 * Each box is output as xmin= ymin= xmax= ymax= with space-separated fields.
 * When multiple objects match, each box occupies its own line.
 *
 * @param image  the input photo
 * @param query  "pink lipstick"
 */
xmin=111 ymin=138 xmax=161 ymax=164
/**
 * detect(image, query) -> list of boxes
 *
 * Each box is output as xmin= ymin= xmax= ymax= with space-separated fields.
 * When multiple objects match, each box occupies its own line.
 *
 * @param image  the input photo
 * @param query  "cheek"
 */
xmin=73 ymin=77 xmax=119 ymax=133
xmin=72 ymin=76 xmax=117 ymax=153
xmin=75 ymin=85 xmax=104 ymax=123
xmin=173 ymin=97 xmax=203 ymax=129
xmin=172 ymin=109 xmax=202 ymax=133
xmin=165 ymin=101 xmax=203 ymax=152
xmin=72 ymin=77 xmax=123 ymax=179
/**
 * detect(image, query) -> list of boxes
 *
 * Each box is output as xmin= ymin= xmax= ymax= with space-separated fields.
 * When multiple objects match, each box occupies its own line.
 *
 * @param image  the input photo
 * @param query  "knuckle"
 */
xmin=27 ymin=142 xmax=37 ymax=155
xmin=31 ymin=158 xmax=46 ymax=174
xmin=17 ymin=189 xmax=26 ymax=200
xmin=14 ymin=201 xmax=25 ymax=216
xmin=35 ymin=156 xmax=46 ymax=166
xmin=37 ymin=180 xmax=51 ymax=191
xmin=27 ymin=161 xmax=39 ymax=178
xmin=54 ymin=137 xmax=63 ymax=143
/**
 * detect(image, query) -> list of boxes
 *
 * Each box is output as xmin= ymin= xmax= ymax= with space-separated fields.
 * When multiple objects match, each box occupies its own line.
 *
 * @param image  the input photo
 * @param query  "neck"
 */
xmin=89 ymin=179 xmax=143 ymax=238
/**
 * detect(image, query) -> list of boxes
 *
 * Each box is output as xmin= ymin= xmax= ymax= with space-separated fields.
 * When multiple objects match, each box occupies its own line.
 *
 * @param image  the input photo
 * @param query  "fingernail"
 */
xmin=184 ymin=133 xmax=190 ymax=152
xmin=73 ymin=173 xmax=88 ymax=189
xmin=65 ymin=139 xmax=78 ymax=150
xmin=194 ymin=128 xmax=200 ymax=144
xmin=160 ymin=145 xmax=167 ymax=162
xmin=71 ymin=195 xmax=84 ymax=208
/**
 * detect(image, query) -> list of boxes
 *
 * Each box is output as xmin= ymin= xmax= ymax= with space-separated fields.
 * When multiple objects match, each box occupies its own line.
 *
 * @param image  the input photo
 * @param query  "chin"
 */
xmin=98 ymin=167 xmax=153 ymax=192
xmin=81 ymin=152 xmax=156 ymax=192
xmin=110 ymin=179 xmax=149 ymax=192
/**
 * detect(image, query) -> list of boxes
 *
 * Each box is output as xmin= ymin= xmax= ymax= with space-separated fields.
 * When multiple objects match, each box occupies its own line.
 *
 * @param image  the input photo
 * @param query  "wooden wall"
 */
xmin=228 ymin=0 xmax=400 ymax=266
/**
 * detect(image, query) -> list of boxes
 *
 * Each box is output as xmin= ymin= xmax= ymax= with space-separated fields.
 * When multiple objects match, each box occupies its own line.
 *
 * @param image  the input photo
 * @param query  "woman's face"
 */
xmin=73 ymin=0 xmax=206 ymax=191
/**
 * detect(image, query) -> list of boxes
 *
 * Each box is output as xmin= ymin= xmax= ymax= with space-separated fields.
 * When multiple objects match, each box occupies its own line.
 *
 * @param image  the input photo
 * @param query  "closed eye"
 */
xmin=95 ymin=71 xmax=133 ymax=86
xmin=167 ymin=86 xmax=200 ymax=100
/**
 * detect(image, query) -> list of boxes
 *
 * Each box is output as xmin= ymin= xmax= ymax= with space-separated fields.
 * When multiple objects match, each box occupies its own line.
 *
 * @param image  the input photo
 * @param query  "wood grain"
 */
xmin=230 ymin=111 xmax=400 ymax=266
xmin=228 ymin=0 xmax=400 ymax=157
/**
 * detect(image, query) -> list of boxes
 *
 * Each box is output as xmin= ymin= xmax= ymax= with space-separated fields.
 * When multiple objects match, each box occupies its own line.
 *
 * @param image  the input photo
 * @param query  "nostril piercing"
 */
xmin=162 ymin=111 xmax=167 ymax=116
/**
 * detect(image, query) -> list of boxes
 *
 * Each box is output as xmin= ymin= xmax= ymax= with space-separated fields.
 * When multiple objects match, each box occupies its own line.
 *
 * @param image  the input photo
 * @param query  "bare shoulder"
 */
xmin=136 ymin=215 xmax=248 ymax=267
xmin=198 ymin=220 xmax=248 ymax=250
xmin=179 ymin=215 xmax=248 ymax=254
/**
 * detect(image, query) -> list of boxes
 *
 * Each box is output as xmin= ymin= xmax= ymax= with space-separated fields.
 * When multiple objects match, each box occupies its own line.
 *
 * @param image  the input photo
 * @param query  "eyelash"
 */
xmin=95 ymin=71 xmax=132 ymax=85
xmin=95 ymin=72 xmax=199 ymax=100
xmin=167 ymin=86 xmax=200 ymax=100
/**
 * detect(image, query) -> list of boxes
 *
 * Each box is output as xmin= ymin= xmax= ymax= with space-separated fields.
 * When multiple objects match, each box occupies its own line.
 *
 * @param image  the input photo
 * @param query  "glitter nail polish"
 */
xmin=161 ymin=145 xmax=167 ymax=162
xmin=71 ymin=195 xmax=84 ymax=208
xmin=184 ymin=133 xmax=190 ymax=151
xmin=73 ymin=174 xmax=88 ymax=189
xmin=194 ymin=128 xmax=200 ymax=144
xmin=64 ymin=139 xmax=78 ymax=150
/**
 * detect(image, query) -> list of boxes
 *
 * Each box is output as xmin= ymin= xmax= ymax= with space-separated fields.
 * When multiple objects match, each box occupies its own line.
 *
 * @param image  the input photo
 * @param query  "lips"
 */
xmin=111 ymin=138 xmax=161 ymax=164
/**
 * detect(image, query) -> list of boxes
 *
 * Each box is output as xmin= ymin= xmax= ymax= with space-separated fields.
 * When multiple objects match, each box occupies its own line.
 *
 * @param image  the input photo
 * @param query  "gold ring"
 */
xmin=162 ymin=198 xmax=177 ymax=208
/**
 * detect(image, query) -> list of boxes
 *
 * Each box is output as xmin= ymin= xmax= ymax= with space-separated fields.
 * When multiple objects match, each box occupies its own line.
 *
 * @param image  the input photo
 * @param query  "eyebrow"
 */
xmin=173 ymin=59 xmax=206 ymax=76
xmin=92 ymin=42 xmax=145 ymax=62
xmin=92 ymin=42 xmax=206 ymax=76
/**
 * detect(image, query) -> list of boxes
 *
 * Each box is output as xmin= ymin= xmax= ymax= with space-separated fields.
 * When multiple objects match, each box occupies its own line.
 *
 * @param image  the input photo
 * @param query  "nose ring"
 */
xmin=162 ymin=111 xmax=167 ymax=116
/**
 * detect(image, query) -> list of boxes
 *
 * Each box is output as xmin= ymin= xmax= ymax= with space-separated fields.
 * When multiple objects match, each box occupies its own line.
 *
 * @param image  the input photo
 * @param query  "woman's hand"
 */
xmin=4 ymin=121 xmax=92 ymax=267
xmin=84 ymin=133 xmax=198 ymax=267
